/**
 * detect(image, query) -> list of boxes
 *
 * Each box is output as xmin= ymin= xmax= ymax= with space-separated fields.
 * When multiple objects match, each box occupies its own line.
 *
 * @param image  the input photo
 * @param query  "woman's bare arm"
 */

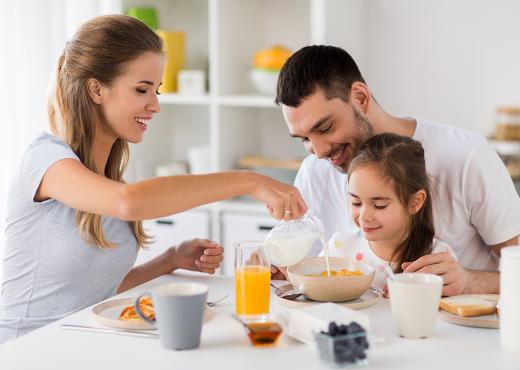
xmin=36 ymin=159 xmax=307 ymax=220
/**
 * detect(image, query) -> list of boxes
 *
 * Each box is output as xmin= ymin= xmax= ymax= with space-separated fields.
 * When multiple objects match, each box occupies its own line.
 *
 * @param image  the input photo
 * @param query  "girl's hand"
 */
xmin=402 ymin=252 xmax=469 ymax=296
xmin=251 ymin=174 xmax=308 ymax=220
xmin=171 ymin=239 xmax=224 ymax=274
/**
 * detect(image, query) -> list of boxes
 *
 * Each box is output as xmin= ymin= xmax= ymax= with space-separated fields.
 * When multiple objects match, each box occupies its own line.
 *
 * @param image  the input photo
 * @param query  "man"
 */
xmin=274 ymin=45 xmax=520 ymax=296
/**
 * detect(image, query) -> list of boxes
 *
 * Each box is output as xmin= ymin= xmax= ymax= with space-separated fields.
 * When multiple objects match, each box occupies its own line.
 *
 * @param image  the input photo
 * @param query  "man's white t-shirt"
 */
xmin=295 ymin=117 xmax=520 ymax=270
xmin=325 ymin=231 xmax=457 ymax=290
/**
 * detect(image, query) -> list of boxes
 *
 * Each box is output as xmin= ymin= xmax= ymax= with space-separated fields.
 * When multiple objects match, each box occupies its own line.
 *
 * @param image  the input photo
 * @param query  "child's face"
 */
xmin=348 ymin=166 xmax=411 ymax=245
xmin=95 ymin=51 xmax=165 ymax=144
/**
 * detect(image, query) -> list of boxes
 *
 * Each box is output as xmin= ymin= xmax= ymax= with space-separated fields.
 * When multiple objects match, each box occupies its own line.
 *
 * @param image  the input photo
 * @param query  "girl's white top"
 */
xmin=324 ymin=231 xmax=457 ymax=290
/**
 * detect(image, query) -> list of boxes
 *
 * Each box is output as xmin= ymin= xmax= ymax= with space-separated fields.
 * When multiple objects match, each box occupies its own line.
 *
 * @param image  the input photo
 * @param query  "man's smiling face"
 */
xmin=282 ymin=88 xmax=374 ymax=173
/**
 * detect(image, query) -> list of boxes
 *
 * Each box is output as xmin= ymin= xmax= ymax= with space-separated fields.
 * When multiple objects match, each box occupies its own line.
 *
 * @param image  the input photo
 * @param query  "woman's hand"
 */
xmin=170 ymin=239 xmax=224 ymax=274
xmin=251 ymin=174 xmax=308 ymax=220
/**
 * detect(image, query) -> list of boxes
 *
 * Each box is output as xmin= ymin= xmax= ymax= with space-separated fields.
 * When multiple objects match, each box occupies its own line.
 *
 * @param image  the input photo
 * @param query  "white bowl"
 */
xmin=288 ymin=257 xmax=375 ymax=302
xmin=250 ymin=69 xmax=279 ymax=95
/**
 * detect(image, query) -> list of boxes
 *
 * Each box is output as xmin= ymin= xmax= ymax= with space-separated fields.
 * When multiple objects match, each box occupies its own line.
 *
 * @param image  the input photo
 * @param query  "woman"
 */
xmin=0 ymin=15 xmax=306 ymax=343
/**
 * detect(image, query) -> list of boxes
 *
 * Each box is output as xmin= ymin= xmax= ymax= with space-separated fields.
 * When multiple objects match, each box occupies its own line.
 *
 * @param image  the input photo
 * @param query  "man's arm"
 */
xmin=464 ymin=235 xmax=520 ymax=294
xmin=490 ymin=235 xmax=519 ymax=256
xmin=402 ymin=236 xmax=518 ymax=296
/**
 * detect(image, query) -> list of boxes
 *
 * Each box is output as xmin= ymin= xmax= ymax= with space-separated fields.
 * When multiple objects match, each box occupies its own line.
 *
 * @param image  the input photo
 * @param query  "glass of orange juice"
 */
xmin=235 ymin=241 xmax=271 ymax=321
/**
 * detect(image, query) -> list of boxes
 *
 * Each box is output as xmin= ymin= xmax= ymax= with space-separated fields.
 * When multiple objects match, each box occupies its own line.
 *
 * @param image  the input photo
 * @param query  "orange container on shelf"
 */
xmin=156 ymin=30 xmax=185 ymax=93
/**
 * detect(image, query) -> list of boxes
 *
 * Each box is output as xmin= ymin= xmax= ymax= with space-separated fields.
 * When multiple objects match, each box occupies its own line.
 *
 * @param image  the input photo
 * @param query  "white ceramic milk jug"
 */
xmin=265 ymin=214 xmax=324 ymax=267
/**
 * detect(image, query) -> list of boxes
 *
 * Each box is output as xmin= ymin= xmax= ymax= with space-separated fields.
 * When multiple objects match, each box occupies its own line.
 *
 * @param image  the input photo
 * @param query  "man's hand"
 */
xmin=401 ymin=252 xmax=469 ymax=296
xmin=271 ymin=265 xmax=288 ymax=280
xmin=247 ymin=251 xmax=287 ymax=279
xmin=171 ymin=238 xmax=224 ymax=275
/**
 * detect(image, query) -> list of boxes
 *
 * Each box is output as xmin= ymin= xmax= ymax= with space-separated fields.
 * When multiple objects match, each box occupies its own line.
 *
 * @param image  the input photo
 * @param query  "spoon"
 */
xmin=270 ymin=283 xmax=303 ymax=300
xmin=384 ymin=263 xmax=396 ymax=281
xmin=231 ymin=314 xmax=283 ymax=346
xmin=231 ymin=314 xmax=252 ymax=332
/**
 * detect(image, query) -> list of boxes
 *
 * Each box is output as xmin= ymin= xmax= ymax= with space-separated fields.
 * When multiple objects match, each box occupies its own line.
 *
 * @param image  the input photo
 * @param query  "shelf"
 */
xmin=194 ymin=198 xmax=269 ymax=215
xmin=218 ymin=95 xmax=277 ymax=108
xmin=158 ymin=93 xmax=279 ymax=108
xmin=119 ymin=0 xmax=349 ymax=249
xmin=159 ymin=93 xmax=211 ymax=105
xmin=489 ymin=139 xmax=520 ymax=156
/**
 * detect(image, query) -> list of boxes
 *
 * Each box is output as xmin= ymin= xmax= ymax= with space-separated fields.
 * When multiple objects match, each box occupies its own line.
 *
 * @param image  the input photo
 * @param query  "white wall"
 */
xmin=361 ymin=0 xmax=520 ymax=136
xmin=0 ymin=0 xmax=120 ymax=284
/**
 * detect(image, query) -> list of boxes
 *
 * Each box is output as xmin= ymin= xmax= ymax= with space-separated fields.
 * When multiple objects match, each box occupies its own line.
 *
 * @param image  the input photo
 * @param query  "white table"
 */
xmin=1 ymin=272 xmax=518 ymax=370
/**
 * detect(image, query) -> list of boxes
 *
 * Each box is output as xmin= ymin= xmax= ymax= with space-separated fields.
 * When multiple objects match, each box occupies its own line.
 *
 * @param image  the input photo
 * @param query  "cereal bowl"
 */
xmin=287 ymin=257 xmax=375 ymax=302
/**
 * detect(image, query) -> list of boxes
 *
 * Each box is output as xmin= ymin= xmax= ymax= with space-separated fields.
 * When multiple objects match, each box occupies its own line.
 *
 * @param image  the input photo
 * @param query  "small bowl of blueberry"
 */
xmin=314 ymin=321 xmax=369 ymax=368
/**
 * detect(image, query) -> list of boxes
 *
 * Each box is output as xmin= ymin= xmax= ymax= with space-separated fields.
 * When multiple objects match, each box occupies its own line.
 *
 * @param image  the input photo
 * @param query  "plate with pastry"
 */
xmin=438 ymin=294 xmax=499 ymax=329
xmin=92 ymin=296 xmax=156 ymax=330
xmin=92 ymin=296 xmax=213 ymax=330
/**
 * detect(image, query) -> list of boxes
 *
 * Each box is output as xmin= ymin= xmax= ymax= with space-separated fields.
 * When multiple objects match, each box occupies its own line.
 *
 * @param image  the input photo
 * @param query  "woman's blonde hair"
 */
xmin=48 ymin=15 xmax=163 ymax=249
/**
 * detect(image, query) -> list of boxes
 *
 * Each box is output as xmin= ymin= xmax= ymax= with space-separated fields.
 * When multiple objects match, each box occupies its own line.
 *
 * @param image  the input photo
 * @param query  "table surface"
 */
xmin=1 ymin=272 xmax=519 ymax=370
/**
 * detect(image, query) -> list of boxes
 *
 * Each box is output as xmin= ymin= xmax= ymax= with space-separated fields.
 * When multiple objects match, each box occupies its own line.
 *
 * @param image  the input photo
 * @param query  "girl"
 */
xmin=328 ymin=133 xmax=456 ymax=290
xmin=0 ymin=15 xmax=306 ymax=342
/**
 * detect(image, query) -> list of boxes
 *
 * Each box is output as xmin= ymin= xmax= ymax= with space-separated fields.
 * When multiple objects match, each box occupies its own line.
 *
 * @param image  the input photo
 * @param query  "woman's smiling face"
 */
xmin=96 ymin=51 xmax=165 ymax=144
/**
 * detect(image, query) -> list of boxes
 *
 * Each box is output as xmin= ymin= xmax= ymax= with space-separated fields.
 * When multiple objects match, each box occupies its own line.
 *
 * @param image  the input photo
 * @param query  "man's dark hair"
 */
xmin=275 ymin=45 xmax=365 ymax=107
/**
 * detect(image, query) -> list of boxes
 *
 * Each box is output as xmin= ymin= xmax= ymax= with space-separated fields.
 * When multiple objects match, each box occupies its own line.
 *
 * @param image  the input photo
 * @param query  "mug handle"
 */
xmin=135 ymin=294 xmax=155 ymax=324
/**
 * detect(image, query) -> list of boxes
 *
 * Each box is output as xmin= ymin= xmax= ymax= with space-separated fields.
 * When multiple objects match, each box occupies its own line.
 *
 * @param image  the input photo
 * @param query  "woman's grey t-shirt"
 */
xmin=0 ymin=132 xmax=138 ymax=343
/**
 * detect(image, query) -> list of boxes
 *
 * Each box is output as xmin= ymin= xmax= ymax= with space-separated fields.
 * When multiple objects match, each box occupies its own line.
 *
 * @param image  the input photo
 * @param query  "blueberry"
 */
xmin=328 ymin=322 xmax=338 ymax=335
xmin=336 ymin=353 xmax=356 ymax=364
xmin=346 ymin=338 xmax=357 ymax=348
xmin=348 ymin=321 xmax=365 ymax=334
xmin=338 ymin=324 xmax=347 ymax=335
xmin=355 ymin=334 xmax=367 ymax=347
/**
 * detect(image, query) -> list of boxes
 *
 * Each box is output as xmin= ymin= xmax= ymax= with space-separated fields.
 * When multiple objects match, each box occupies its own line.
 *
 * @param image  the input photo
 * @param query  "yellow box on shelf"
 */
xmin=156 ymin=30 xmax=185 ymax=93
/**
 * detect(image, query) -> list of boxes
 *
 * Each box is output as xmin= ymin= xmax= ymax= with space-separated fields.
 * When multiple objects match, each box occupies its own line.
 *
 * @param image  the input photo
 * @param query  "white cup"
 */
xmin=187 ymin=145 xmax=211 ymax=174
xmin=500 ymin=246 xmax=520 ymax=352
xmin=387 ymin=273 xmax=443 ymax=339
xmin=178 ymin=70 xmax=205 ymax=95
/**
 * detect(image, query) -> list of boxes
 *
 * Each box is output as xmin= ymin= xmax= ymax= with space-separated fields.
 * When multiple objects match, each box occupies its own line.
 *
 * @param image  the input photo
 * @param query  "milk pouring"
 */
xmin=265 ymin=215 xmax=329 ymax=272
xmin=266 ymin=232 xmax=321 ymax=267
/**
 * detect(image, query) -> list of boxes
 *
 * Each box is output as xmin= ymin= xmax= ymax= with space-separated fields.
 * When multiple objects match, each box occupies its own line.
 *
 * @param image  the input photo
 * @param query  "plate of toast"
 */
xmin=438 ymin=294 xmax=499 ymax=329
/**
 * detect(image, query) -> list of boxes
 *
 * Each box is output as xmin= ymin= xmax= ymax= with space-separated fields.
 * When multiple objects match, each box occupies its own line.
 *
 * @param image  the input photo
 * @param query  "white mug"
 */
xmin=387 ymin=273 xmax=443 ymax=339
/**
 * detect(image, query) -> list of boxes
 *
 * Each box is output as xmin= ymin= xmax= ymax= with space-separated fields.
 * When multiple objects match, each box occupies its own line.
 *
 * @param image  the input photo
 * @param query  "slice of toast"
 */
xmin=439 ymin=295 xmax=498 ymax=317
